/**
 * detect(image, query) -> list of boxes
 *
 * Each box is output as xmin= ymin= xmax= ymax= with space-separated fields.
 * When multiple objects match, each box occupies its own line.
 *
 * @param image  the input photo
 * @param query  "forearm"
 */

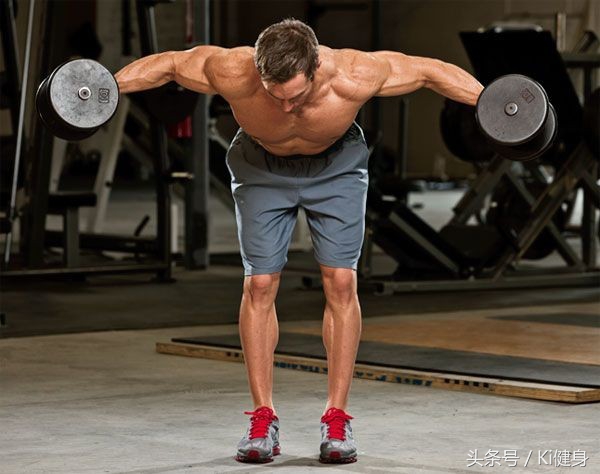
xmin=424 ymin=59 xmax=483 ymax=106
xmin=114 ymin=52 xmax=176 ymax=94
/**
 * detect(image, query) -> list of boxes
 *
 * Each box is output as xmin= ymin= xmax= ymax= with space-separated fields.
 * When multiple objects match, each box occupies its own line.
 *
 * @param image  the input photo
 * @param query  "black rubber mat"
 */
xmin=490 ymin=313 xmax=600 ymax=328
xmin=4 ymin=259 xmax=599 ymax=338
xmin=173 ymin=333 xmax=600 ymax=388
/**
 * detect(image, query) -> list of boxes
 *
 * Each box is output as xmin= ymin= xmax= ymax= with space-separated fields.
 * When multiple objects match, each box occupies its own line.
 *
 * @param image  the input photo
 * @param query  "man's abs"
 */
xmin=235 ymin=115 xmax=358 ymax=156
xmin=250 ymin=132 xmax=352 ymax=156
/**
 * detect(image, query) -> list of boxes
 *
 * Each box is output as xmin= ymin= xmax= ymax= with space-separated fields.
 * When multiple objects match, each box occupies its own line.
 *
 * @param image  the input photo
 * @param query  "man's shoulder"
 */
xmin=205 ymin=47 xmax=255 ymax=78
xmin=205 ymin=47 xmax=259 ymax=98
xmin=329 ymin=48 xmax=384 ymax=79
xmin=324 ymin=47 xmax=384 ymax=100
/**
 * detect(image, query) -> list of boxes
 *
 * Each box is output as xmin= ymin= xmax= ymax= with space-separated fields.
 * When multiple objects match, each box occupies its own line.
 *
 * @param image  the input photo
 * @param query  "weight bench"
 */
xmin=47 ymin=191 xmax=97 ymax=267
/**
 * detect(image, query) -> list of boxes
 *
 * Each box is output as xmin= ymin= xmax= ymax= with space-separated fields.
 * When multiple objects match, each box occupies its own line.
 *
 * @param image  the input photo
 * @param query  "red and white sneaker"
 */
xmin=319 ymin=407 xmax=357 ymax=463
xmin=235 ymin=406 xmax=281 ymax=463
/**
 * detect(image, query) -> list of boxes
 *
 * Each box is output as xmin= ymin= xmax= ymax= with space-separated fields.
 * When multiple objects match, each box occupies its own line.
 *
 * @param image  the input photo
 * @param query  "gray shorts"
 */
xmin=225 ymin=122 xmax=369 ymax=276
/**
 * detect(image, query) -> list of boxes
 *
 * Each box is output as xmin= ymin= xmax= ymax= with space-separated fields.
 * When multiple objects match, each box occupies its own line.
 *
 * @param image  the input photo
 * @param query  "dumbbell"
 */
xmin=36 ymin=59 xmax=120 ymax=141
xmin=36 ymin=59 xmax=198 ymax=141
xmin=476 ymin=74 xmax=557 ymax=162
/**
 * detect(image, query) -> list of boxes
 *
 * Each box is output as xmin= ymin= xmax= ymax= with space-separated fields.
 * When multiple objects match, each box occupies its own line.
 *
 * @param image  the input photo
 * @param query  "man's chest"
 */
xmin=229 ymin=93 xmax=360 ymax=145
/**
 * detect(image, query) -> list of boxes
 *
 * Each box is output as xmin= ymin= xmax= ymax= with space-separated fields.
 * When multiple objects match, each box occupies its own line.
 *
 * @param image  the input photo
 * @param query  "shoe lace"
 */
xmin=321 ymin=408 xmax=353 ymax=441
xmin=244 ymin=407 xmax=276 ymax=439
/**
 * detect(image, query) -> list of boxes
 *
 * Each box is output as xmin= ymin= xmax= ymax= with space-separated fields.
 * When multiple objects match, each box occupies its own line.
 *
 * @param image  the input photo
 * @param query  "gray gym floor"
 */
xmin=1 ymin=186 xmax=599 ymax=472
xmin=1 ymin=314 xmax=599 ymax=473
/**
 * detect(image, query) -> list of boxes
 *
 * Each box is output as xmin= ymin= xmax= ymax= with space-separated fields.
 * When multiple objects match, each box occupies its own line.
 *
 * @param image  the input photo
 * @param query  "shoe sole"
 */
xmin=319 ymin=453 xmax=357 ymax=464
xmin=235 ymin=445 xmax=281 ymax=463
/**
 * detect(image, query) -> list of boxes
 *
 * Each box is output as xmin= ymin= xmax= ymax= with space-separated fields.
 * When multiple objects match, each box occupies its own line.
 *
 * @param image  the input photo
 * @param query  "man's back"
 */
xmin=202 ymin=46 xmax=370 ymax=156
xmin=115 ymin=26 xmax=481 ymax=157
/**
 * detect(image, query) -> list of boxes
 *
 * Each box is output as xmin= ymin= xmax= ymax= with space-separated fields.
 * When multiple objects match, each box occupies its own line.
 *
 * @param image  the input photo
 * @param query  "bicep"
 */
xmin=372 ymin=51 xmax=430 ymax=97
xmin=172 ymin=45 xmax=225 ymax=94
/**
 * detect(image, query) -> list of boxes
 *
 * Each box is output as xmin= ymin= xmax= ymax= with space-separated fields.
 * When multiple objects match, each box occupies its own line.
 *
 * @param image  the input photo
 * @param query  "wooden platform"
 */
xmin=282 ymin=305 xmax=600 ymax=366
xmin=156 ymin=302 xmax=599 ymax=403
xmin=156 ymin=341 xmax=600 ymax=404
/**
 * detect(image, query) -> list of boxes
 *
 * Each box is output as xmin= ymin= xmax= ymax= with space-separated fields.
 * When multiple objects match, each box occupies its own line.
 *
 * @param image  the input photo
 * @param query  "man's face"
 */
xmin=262 ymin=73 xmax=312 ymax=113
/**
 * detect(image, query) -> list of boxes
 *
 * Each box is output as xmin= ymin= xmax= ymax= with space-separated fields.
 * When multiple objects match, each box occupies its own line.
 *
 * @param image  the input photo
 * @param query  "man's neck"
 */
xmin=303 ymin=68 xmax=329 ymax=108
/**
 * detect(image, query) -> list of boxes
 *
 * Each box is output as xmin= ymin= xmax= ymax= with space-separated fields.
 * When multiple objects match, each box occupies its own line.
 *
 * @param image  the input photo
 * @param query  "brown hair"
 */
xmin=254 ymin=18 xmax=319 ymax=83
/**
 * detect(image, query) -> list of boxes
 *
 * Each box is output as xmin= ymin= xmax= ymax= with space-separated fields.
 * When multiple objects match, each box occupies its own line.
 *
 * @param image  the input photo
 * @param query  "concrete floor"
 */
xmin=1 ymin=319 xmax=599 ymax=473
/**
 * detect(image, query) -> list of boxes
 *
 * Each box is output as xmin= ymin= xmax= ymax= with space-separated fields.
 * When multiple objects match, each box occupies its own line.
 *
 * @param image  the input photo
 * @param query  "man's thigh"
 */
xmin=226 ymin=132 xmax=300 ymax=276
xmin=299 ymin=139 xmax=369 ymax=270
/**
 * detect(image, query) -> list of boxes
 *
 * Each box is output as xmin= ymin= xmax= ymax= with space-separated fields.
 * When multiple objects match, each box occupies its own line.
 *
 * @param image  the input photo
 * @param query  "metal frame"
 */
xmin=21 ymin=0 xmax=57 ymax=268
xmin=1 ymin=0 xmax=35 ymax=265
xmin=84 ymin=97 xmax=131 ymax=233
xmin=0 ymin=0 xmax=21 ymax=132
xmin=2 ymin=263 xmax=170 ymax=278
xmin=449 ymin=157 xmax=512 ymax=225
xmin=354 ymin=144 xmax=599 ymax=294
xmin=135 ymin=0 xmax=172 ymax=281
xmin=184 ymin=0 xmax=210 ymax=269
xmin=387 ymin=212 xmax=461 ymax=275
xmin=561 ymin=52 xmax=600 ymax=269
xmin=491 ymin=144 xmax=598 ymax=278
xmin=502 ymin=170 xmax=582 ymax=269
xmin=366 ymin=270 xmax=600 ymax=295
xmin=1 ymin=0 xmax=185 ymax=280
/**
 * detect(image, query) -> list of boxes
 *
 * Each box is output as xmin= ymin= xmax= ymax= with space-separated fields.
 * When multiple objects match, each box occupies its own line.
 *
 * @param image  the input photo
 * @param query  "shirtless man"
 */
xmin=115 ymin=18 xmax=483 ymax=464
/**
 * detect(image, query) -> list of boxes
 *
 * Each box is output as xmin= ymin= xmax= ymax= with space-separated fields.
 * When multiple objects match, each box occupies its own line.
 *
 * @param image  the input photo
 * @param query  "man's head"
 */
xmin=254 ymin=19 xmax=320 ymax=112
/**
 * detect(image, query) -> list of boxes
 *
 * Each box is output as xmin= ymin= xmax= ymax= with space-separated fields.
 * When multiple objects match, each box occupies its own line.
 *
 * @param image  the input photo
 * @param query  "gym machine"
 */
xmin=357 ymin=27 xmax=599 ymax=294
xmin=0 ymin=0 xmax=210 ymax=279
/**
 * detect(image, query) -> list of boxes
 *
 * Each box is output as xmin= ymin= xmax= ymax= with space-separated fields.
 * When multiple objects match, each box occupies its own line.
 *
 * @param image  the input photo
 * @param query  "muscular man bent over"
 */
xmin=115 ymin=18 xmax=483 ymax=464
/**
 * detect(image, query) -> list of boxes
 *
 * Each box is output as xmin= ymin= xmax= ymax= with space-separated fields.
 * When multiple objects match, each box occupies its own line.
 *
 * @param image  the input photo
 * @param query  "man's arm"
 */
xmin=343 ymin=50 xmax=483 ymax=105
xmin=114 ymin=45 xmax=224 ymax=94
xmin=373 ymin=51 xmax=483 ymax=105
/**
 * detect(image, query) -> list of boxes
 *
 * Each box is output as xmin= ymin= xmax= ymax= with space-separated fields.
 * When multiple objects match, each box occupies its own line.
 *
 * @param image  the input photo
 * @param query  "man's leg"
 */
xmin=239 ymin=272 xmax=281 ymax=415
xmin=298 ymin=124 xmax=367 ymax=463
xmin=226 ymin=130 xmax=301 ymax=462
xmin=320 ymin=266 xmax=362 ymax=412
xmin=235 ymin=272 xmax=282 ymax=463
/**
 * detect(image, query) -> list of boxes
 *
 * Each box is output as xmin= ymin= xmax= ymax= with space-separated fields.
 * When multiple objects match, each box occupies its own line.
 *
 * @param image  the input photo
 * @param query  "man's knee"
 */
xmin=321 ymin=267 xmax=357 ymax=307
xmin=243 ymin=273 xmax=281 ymax=307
